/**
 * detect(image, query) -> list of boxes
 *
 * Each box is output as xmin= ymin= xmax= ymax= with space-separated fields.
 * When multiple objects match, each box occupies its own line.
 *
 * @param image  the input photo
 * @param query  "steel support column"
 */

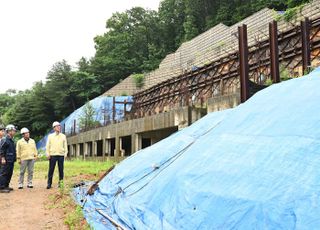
xmin=301 ymin=17 xmax=311 ymax=74
xmin=238 ymin=25 xmax=249 ymax=103
xmin=102 ymin=139 xmax=106 ymax=160
xmin=269 ymin=21 xmax=280 ymax=83
xmin=115 ymin=136 xmax=120 ymax=162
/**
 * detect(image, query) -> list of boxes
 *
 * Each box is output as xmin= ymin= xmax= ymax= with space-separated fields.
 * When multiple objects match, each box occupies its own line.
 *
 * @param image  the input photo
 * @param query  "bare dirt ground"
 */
xmin=0 ymin=178 xmax=68 ymax=230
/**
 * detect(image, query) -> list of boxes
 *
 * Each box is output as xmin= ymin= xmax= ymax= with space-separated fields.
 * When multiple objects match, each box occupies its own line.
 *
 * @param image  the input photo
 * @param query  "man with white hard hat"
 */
xmin=46 ymin=121 xmax=68 ymax=189
xmin=0 ymin=124 xmax=17 ymax=193
xmin=0 ymin=125 xmax=5 ymax=140
xmin=0 ymin=124 xmax=5 ymax=154
xmin=16 ymin=127 xmax=38 ymax=189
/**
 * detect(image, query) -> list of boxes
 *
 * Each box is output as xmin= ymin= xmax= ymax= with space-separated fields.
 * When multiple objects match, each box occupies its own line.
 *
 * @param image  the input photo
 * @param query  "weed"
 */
xmin=132 ymin=73 xmax=145 ymax=88
xmin=65 ymin=205 xmax=91 ymax=230
xmin=280 ymin=65 xmax=292 ymax=81
xmin=265 ymin=78 xmax=273 ymax=86
xmin=276 ymin=4 xmax=306 ymax=22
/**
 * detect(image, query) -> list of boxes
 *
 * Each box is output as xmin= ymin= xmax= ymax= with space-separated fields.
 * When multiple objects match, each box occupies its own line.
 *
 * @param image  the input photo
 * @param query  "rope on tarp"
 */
xmin=96 ymin=208 xmax=128 ymax=230
xmin=121 ymin=120 xmax=223 ymax=197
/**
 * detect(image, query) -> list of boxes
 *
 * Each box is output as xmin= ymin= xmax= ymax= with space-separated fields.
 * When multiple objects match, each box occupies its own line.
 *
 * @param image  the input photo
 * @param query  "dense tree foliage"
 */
xmin=90 ymin=7 xmax=164 ymax=90
xmin=0 ymin=60 xmax=101 ymax=141
xmin=0 ymin=0 xmax=309 ymax=141
xmin=89 ymin=0 xmax=309 ymax=88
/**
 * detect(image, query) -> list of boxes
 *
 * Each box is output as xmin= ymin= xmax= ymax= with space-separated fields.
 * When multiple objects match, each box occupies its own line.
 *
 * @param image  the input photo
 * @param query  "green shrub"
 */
xmin=132 ymin=74 xmax=145 ymax=88
xmin=280 ymin=65 xmax=292 ymax=81
xmin=276 ymin=4 xmax=305 ymax=22
xmin=265 ymin=78 xmax=273 ymax=86
xmin=64 ymin=205 xmax=90 ymax=230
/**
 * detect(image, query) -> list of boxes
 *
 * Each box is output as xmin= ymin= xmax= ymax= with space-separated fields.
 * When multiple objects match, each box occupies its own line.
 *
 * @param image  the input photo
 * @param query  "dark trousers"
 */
xmin=0 ymin=162 xmax=14 ymax=188
xmin=47 ymin=156 xmax=64 ymax=186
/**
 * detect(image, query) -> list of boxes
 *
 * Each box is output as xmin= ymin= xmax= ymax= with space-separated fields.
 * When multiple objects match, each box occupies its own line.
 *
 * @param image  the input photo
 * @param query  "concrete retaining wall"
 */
xmin=67 ymin=106 xmax=205 ymax=161
xmin=67 ymin=92 xmax=241 ymax=161
xmin=207 ymin=93 xmax=241 ymax=113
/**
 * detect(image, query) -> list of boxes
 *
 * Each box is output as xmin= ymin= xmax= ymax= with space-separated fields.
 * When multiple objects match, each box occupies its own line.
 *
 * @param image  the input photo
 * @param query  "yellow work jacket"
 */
xmin=46 ymin=132 xmax=68 ymax=157
xmin=16 ymin=138 xmax=38 ymax=161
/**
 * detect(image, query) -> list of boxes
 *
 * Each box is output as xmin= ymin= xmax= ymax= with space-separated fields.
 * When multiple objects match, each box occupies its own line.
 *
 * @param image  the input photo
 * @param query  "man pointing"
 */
xmin=46 ymin=121 xmax=68 ymax=189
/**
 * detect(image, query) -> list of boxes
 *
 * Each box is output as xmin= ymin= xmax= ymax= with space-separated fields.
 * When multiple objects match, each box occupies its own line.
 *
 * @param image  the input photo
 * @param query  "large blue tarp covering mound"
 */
xmin=74 ymin=68 xmax=320 ymax=230
xmin=37 ymin=96 xmax=132 ymax=152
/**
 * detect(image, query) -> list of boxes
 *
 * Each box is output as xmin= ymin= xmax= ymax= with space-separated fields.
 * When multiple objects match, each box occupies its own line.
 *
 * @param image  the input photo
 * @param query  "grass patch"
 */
xmin=15 ymin=160 xmax=115 ymax=229
xmin=65 ymin=205 xmax=90 ymax=230
xmin=15 ymin=159 xmax=114 ymax=180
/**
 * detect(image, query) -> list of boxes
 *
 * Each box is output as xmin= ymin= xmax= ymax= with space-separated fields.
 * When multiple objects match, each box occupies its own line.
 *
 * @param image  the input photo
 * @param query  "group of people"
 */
xmin=0 ymin=121 xmax=68 ymax=193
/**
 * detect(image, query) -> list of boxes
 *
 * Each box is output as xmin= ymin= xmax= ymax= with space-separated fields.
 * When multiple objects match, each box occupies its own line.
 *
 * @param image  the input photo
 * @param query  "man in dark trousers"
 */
xmin=46 ymin=121 xmax=68 ymax=189
xmin=0 ymin=124 xmax=17 ymax=193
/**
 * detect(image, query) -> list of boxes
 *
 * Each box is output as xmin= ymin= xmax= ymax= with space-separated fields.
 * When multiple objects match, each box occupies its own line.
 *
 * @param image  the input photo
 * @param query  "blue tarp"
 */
xmin=74 ymin=68 xmax=320 ymax=229
xmin=37 ymin=96 xmax=132 ymax=152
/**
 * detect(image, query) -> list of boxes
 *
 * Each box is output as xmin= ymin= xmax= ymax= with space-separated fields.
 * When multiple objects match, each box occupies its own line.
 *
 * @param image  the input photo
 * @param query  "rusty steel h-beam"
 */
xmin=301 ymin=17 xmax=311 ymax=74
xmin=269 ymin=21 xmax=280 ymax=83
xmin=132 ymin=16 xmax=320 ymax=117
xmin=238 ymin=25 xmax=249 ymax=103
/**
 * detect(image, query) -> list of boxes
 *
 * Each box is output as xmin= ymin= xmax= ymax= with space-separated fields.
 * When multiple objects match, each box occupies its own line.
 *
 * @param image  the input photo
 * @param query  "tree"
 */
xmin=0 ymin=92 xmax=15 ymax=124
xmin=70 ymin=71 xmax=101 ymax=102
xmin=2 ymin=91 xmax=33 ymax=135
xmin=90 ymin=7 xmax=163 ymax=90
xmin=29 ymin=82 xmax=55 ymax=140
xmin=46 ymin=60 xmax=78 ymax=119
xmin=1 ymin=83 xmax=55 ymax=141
xmin=158 ymin=0 xmax=186 ymax=51
xmin=79 ymin=102 xmax=99 ymax=131
xmin=77 ymin=57 xmax=91 ymax=72
xmin=287 ymin=0 xmax=309 ymax=8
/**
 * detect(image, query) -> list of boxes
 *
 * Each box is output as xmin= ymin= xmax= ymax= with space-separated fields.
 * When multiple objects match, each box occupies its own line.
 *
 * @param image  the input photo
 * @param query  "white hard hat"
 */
xmin=20 ymin=127 xmax=30 ymax=134
xmin=52 ymin=121 xmax=61 ymax=128
xmin=6 ymin=124 xmax=16 ymax=131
